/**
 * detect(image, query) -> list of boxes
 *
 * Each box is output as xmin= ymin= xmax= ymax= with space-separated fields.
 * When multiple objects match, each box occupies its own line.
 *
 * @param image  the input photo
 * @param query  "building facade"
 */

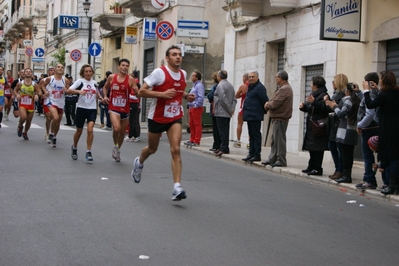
xmin=224 ymin=0 xmax=399 ymax=156
xmin=96 ymin=0 xmax=227 ymax=123
xmin=1 ymin=0 xmax=103 ymax=81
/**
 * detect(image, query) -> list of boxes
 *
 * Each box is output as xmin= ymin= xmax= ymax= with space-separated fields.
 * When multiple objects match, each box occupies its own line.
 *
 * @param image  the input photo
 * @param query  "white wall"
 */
xmin=225 ymin=5 xmax=338 ymax=154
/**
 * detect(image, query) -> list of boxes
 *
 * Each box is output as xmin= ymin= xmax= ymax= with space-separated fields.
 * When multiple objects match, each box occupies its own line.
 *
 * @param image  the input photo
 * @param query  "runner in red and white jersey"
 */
xmin=131 ymin=45 xmax=195 ymax=201
xmin=102 ymin=58 xmax=138 ymax=162
xmin=39 ymin=66 xmax=55 ymax=141
xmin=41 ymin=64 xmax=71 ymax=147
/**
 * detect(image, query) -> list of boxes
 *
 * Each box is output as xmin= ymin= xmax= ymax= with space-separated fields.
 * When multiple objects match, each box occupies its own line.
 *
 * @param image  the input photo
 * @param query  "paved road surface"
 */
xmin=1 ymin=116 xmax=399 ymax=265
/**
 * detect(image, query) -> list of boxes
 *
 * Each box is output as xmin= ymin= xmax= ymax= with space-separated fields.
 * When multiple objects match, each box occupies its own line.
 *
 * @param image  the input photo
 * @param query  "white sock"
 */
xmin=174 ymin=183 xmax=181 ymax=189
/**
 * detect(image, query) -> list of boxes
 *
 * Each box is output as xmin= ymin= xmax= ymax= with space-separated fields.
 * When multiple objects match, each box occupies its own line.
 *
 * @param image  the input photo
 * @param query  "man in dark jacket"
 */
xmin=242 ymin=70 xmax=268 ymax=162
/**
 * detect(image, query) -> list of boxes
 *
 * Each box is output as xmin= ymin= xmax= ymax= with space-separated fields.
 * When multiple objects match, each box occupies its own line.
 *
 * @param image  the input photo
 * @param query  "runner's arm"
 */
xmin=138 ymin=82 xmax=177 ymax=99
xmin=39 ymin=78 xmax=51 ymax=96
xmin=14 ymin=83 xmax=21 ymax=100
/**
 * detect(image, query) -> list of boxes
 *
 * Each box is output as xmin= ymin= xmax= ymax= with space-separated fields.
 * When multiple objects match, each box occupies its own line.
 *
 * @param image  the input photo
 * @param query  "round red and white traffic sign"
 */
xmin=70 ymin=49 xmax=82 ymax=62
xmin=156 ymin=21 xmax=174 ymax=41
xmin=25 ymin=47 xmax=33 ymax=56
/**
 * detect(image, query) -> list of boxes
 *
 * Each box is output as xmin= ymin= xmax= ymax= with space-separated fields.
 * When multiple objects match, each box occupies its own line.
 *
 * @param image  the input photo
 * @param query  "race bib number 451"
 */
xmin=164 ymin=100 xmax=181 ymax=118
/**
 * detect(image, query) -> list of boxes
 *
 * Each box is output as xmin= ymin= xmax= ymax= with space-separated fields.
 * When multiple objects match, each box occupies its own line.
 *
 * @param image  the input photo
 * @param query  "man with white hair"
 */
xmin=242 ymin=70 xmax=268 ymax=163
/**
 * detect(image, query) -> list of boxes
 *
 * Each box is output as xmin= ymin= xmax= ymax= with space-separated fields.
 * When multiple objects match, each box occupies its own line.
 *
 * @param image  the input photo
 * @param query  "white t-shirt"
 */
xmin=69 ymin=78 xmax=97 ymax=110
xmin=46 ymin=76 xmax=66 ymax=109
xmin=144 ymin=66 xmax=187 ymax=88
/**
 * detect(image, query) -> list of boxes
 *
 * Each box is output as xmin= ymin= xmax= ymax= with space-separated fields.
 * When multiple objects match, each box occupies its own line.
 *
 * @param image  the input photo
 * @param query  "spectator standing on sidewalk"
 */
xmin=325 ymin=74 xmax=347 ymax=180
xmin=98 ymin=71 xmax=112 ymax=130
xmin=326 ymin=82 xmax=361 ymax=184
xmin=355 ymin=72 xmax=380 ymax=190
xmin=234 ymin=73 xmax=249 ymax=148
xmin=299 ymin=76 xmax=330 ymax=176
xmin=186 ymin=70 xmax=205 ymax=146
xmin=262 ymin=70 xmax=293 ymax=167
xmin=207 ymin=71 xmax=220 ymax=151
xmin=64 ymin=74 xmax=77 ymax=126
xmin=125 ymin=74 xmax=141 ymax=142
xmin=214 ymin=70 xmax=237 ymax=157
xmin=364 ymin=71 xmax=399 ymax=195
xmin=242 ymin=70 xmax=268 ymax=163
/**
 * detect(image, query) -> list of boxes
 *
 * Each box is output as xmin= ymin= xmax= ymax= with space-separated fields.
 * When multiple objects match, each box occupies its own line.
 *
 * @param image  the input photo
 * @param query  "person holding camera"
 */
xmin=325 ymin=82 xmax=361 ymax=183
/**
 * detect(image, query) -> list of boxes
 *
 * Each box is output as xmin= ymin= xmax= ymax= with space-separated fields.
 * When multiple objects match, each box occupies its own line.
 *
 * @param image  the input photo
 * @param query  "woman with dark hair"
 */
xmin=326 ymin=82 xmax=361 ymax=183
xmin=299 ymin=76 xmax=330 ymax=175
xmin=363 ymin=71 xmax=399 ymax=195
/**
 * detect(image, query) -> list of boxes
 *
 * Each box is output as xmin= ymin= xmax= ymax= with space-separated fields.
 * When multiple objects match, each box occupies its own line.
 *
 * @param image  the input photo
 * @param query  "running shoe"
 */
xmin=85 ymin=151 xmax=93 ymax=161
xmin=71 ymin=146 xmax=78 ymax=160
xmin=131 ymin=157 xmax=143 ymax=183
xmin=133 ymin=137 xmax=141 ymax=142
xmin=47 ymin=134 xmax=53 ymax=144
xmin=5 ymin=114 xmax=9 ymax=121
xmin=112 ymin=146 xmax=120 ymax=162
xmin=22 ymin=132 xmax=29 ymax=140
xmin=44 ymin=134 xmax=48 ymax=141
xmin=125 ymin=137 xmax=135 ymax=142
xmin=172 ymin=186 xmax=187 ymax=201
xmin=51 ymin=138 xmax=57 ymax=148
xmin=234 ymin=141 xmax=241 ymax=148
xmin=116 ymin=149 xmax=121 ymax=162
xmin=17 ymin=126 xmax=23 ymax=137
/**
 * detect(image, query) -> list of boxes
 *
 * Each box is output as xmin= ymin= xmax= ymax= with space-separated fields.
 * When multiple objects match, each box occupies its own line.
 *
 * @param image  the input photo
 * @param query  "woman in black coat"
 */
xmin=364 ymin=71 xmax=399 ymax=195
xmin=299 ymin=76 xmax=330 ymax=175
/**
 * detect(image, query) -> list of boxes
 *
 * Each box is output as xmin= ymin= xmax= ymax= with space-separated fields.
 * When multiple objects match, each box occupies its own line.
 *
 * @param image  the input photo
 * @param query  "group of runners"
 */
xmin=0 ymin=45 xmax=194 ymax=201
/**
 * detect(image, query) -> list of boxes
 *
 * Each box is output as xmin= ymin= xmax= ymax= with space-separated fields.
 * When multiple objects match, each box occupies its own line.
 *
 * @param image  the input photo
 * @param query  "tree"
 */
xmin=51 ymin=47 xmax=66 ymax=66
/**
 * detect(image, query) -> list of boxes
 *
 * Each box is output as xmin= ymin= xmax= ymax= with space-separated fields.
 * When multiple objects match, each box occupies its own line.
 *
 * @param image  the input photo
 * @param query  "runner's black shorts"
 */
xmin=75 ymin=108 xmax=97 ymax=128
xmin=148 ymin=118 xmax=182 ymax=134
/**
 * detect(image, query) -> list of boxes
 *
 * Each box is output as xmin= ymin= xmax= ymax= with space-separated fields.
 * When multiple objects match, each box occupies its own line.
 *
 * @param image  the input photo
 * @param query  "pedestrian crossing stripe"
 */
xmin=0 ymin=123 xmax=108 ymax=132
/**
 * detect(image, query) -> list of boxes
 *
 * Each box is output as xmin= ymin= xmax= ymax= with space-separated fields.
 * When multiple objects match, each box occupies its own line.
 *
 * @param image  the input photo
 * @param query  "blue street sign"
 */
xmin=32 ymin=58 xmax=45 ymax=62
xmin=177 ymin=20 xmax=209 ymax=29
xmin=88 ymin=42 xmax=101 ymax=57
xmin=35 ymin=48 xmax=45 ymax=58
xmin=58 ymin=15 xmax=79 ymax=29
xmin=143 ymin=17 xmax=157 ymax=40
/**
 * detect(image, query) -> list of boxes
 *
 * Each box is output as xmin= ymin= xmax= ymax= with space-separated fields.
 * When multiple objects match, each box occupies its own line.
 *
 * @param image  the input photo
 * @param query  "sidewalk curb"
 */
xmin=186 ymin=145 xmax=399 ymax=205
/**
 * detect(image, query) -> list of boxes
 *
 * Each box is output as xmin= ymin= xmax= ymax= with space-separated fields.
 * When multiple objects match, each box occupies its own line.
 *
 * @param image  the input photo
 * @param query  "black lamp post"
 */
xmin=83 ymin=0 xmax=92 ymax=65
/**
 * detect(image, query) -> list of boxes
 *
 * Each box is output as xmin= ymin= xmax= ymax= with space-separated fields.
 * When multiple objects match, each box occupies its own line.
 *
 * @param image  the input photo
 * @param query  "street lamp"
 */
xmin=32 ymin=25 xmax=46 ymax=40
xmin=83 ymin=0 xmax=92 ymax=65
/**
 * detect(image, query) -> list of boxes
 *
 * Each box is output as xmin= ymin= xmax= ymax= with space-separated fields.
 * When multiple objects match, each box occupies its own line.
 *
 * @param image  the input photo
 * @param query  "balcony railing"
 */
xmin=4 ymin=6 xmax=34 ymax=36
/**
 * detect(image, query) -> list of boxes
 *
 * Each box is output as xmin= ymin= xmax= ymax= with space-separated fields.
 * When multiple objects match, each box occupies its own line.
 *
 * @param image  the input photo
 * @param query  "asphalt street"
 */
xmin=1 ymin=115 xmax=399 ymax=266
